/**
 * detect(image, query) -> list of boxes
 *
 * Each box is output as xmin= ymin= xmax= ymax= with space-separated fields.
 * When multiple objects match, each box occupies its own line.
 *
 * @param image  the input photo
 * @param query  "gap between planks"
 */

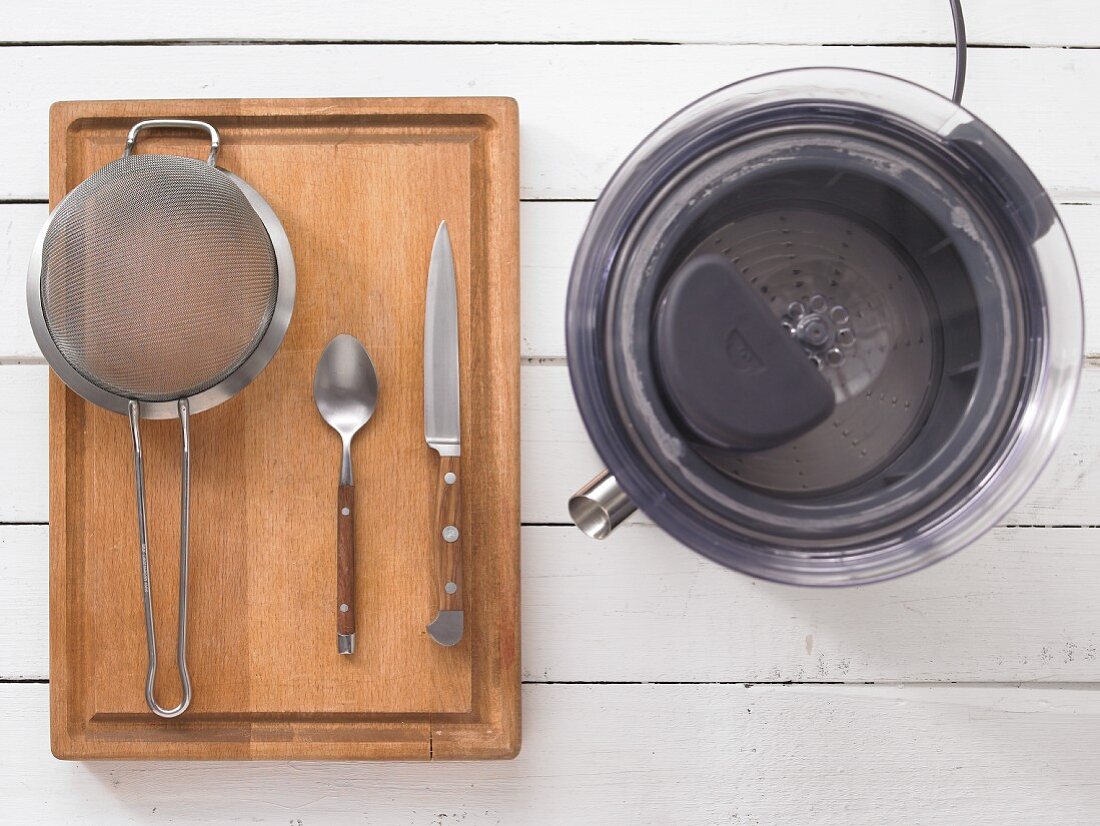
xmin=8 ymin=195 xmax=1100 ymax=204
xmin=0 ymin=41 xmax=1095 ymax=48
xmin=5 ymin=677 xmax=1100 ymax=688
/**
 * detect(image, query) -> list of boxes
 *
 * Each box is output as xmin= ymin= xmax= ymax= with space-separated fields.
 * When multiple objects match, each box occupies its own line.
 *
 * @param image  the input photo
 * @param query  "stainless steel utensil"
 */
xmin=27 ymin=119 xmax=295 ymax=717
xmin=424 ymin=221 xmax=464 ymax=647
xmin=313 ymin=334 xmax=379 ymax=655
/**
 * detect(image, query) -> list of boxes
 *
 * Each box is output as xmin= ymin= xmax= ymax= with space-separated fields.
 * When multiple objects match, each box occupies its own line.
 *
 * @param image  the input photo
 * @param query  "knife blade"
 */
xmin=424 ymin=220 xmax=464 ymax=647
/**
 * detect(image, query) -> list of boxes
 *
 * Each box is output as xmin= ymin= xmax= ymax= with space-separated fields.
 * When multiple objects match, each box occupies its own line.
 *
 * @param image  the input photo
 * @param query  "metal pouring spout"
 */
xmin=569 ymin=470 xmax=636 ymax=539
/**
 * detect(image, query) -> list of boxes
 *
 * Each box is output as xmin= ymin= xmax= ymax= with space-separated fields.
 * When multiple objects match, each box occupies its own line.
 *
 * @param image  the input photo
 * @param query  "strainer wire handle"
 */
xmin=124 ymin=119 xmax=220 ymax=166
xmin=129 ymin=399 xmax=193 ymax=719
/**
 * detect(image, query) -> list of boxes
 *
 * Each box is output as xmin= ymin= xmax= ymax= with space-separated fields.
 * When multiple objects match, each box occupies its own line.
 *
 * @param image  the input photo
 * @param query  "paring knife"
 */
xmin=425 ymin=221 xmax=464 ymax=647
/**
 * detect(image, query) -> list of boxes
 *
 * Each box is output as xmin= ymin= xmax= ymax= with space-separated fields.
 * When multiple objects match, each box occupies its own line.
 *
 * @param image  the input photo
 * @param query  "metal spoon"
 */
xmin=313 ymin=335 xmax=379 ymax=655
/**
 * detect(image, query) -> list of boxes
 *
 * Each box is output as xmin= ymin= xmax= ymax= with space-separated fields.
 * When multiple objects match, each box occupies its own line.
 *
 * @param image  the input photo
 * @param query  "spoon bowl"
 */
xmin=314 ymin=335 xmax=379 ymax=484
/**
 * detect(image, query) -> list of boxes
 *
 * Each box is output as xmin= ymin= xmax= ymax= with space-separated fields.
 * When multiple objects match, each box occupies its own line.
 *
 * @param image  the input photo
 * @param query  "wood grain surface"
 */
xmin=4 ymin=360 xmax=1100 ymax=527
xmin=4 ymin=0 xmax=1096 ymax=46
xmin=5 ymin=46 xmax=1100 ymax=201
xmin=13 ymin=523 xmax=1100 ymax=685
xmin=10 ymin=680 xmax=1100 ymax=824
xmin=3 ymin=4 xmax=1100 ymax=822
xmin=46 ymin=97 xmax=520 ymax=760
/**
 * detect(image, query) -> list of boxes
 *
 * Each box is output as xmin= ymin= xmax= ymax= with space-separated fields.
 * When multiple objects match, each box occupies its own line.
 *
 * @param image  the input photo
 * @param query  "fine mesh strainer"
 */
xmin=27 ymin=120 xmax=296 ymax=716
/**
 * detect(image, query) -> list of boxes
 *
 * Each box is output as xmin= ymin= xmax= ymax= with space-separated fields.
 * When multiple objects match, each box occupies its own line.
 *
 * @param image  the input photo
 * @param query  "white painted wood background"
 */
xmin=2 ymin=1 xmax=1100 ymax=822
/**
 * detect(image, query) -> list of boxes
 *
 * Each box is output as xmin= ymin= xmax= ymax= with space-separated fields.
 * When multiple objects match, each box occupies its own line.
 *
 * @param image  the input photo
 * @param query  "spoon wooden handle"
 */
xmin=337 ymin=482 xmax=356 ymax=654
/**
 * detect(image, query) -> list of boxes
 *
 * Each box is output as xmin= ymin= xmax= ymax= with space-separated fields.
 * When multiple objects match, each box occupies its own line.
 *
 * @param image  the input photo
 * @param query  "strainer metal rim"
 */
xmin=27 ymin=166 xmax=296 ymax=420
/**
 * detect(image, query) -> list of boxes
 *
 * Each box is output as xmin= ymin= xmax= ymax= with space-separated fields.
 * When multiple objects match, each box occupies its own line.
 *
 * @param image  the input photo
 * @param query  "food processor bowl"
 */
xmin=565 ymin=68 xmax=1082 ymax=585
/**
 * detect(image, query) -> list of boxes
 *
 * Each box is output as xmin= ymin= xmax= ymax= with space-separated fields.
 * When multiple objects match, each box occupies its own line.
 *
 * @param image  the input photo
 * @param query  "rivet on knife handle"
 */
xmin=428 ymin=456 xmax=464 ymax=646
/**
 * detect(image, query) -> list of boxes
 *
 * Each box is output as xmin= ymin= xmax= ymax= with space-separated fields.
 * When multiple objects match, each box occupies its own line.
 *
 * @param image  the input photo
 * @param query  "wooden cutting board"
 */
xmin=47 ymin=98 xmax=519 ymax=759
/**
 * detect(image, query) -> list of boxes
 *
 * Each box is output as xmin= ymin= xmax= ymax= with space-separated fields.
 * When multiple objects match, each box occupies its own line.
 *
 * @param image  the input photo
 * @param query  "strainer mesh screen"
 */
xmin=40 ymin=154 xmax=278 ymax=402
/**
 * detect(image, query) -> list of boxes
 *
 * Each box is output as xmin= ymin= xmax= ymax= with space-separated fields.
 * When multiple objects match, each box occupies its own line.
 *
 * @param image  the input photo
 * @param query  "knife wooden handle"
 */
xmin=337 ymin=483 xmax=356 ymax=652
xmin=433 ymin=456 xmax=463 ymax=615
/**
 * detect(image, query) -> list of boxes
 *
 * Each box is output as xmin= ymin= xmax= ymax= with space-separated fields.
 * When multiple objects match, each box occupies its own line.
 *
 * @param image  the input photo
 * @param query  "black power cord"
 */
xmin=949 ymin=0 xmax=968 ymax=103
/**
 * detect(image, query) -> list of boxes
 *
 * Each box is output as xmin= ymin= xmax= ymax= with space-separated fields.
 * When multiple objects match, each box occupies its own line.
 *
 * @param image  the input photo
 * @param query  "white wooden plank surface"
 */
xmin=3 ymin=45 xmax=1100 ymax=200
xmin=0 ymin=365 xmax=48 ymax=522
xmin=522 ymin=526 xmax=1100 ymax=682
xmin=0 ymin=203 xmax=47 ymax=361
xmin=0 ymin=526 xmax=46 ymax=679
xmin=3 ymin=4 xmax=1100 ymax=820
xmin=3 ymin=682 xmax=1100 ymax=824
xmin=6 ymin=523 xmax=1100 ymax=683
xmin=7 ymin=201 xmax=1100 ymax=361
xmin=4 ymin=0 xmax=1095 ymax=47
xmin=520 ymin=362 xmax=1100 ymax=527
xmin=1 ymin=360 xmax=1096 ymax=525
